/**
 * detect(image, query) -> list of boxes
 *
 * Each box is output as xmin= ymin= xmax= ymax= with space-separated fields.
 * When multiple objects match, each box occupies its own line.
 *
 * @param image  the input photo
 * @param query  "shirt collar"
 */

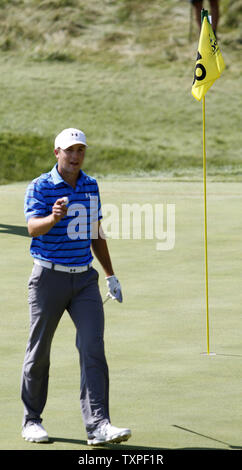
xmin=51 ymin=164 xmax=84 ymax=187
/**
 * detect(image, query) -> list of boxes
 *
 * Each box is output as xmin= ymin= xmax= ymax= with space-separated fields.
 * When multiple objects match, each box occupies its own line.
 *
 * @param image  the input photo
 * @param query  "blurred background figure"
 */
xmin=190 ymin=0 xmax=220 ymax=35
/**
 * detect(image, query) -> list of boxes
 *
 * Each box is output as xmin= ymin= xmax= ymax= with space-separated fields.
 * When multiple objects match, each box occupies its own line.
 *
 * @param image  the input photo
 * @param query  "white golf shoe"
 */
xmin=22 ymin=421 xmax=49 ymax=443
xmin=87 ymin=422 xmax=131 ymax=445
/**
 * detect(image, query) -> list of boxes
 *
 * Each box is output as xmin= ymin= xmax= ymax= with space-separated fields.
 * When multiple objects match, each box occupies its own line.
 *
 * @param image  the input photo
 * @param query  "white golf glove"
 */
xmin=106 ymin=275 xmax=123 ymax=303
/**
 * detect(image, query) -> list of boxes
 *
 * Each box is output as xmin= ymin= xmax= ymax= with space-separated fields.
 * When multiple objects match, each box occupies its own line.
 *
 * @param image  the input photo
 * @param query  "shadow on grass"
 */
xmin=0 ymin=224 xmax=29 ymax=237
xmin=47 ymin=432 xmax=242 ymax=450
xmin=215 ymin=353 xmax=242 ymax=358
xmin=48 ymin=437 xmax=162 ymax=450
xmin=173 ymin=425 xmax=242 ymax=450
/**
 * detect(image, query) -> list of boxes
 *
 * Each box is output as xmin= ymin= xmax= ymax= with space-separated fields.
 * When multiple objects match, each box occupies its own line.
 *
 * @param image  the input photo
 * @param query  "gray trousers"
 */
xmin=21 ymin=263 xmax=110 ymax=435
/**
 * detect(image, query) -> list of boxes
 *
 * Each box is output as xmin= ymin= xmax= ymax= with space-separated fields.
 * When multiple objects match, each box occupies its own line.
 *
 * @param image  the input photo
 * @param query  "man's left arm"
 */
xmin=91 ymin=222 xmax=123 ymax=303
xmin=91 ymin=222 xmax=114 ymax=277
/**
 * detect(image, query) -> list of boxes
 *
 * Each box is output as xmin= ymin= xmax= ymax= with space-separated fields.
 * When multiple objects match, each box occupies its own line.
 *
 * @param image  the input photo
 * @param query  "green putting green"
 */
xmin=1 ymin=179 xmax=242 ymax=450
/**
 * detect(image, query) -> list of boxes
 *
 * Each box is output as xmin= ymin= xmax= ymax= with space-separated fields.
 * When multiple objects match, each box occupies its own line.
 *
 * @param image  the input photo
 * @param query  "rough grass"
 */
xmin=0 ymin=0 xmax=241 ymax=63
xmin=0 ymin=0 xmax=241 ymax=183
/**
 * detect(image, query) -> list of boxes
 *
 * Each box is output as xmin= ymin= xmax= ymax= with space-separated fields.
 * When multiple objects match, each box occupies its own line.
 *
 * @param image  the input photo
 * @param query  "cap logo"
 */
xmin=71 ymin=132 xmax=78 ymax=137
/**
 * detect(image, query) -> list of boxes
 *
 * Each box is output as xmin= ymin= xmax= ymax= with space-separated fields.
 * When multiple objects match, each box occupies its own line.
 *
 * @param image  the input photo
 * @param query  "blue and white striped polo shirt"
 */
xmin=24 ymin=164 xmax=102 ymax=266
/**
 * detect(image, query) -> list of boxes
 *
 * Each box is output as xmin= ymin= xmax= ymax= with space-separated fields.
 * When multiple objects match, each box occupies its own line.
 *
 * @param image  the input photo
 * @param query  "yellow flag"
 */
xmin=192 ymin=16 xmax=225 ymax=101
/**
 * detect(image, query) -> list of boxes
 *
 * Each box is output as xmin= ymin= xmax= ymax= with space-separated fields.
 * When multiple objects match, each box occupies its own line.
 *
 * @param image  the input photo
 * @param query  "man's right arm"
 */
xmin=27 ymin=198 xmax=68 ymax=237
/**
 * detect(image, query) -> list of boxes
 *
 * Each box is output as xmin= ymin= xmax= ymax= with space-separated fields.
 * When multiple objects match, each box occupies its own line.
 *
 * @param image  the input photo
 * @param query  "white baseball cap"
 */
xmin=54 ymin=128 xmax=88 ymax=150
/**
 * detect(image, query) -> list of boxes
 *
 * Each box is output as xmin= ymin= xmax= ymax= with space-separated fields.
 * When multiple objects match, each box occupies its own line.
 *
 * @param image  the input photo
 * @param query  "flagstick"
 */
xmin=202 ymin=96 xmax=210 ymax=355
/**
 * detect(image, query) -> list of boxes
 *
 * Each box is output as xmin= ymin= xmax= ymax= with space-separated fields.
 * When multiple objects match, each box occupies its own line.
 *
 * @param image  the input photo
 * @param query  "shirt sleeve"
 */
xmin=24 ymin=179 xmax=48 ymax=222
xmin=97 ymin=184 xmax=102 ymax=221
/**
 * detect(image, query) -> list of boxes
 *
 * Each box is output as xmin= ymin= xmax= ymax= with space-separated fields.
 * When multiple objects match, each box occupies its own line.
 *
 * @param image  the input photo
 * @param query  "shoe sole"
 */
xmin=22 ymin=434 xmax=49 ymax=443
xmin=87 ymin=431 xmax=131 ymax=446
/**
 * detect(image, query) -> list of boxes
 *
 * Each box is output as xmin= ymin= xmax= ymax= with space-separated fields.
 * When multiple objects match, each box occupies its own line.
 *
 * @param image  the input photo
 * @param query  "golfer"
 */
xmin=21 ymin=128 xmax=131 ymax=445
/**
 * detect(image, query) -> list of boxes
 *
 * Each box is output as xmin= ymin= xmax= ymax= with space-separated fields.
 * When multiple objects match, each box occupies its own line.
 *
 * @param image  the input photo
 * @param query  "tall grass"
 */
xmin=0 ymin=0 xmax=240 ymax=62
